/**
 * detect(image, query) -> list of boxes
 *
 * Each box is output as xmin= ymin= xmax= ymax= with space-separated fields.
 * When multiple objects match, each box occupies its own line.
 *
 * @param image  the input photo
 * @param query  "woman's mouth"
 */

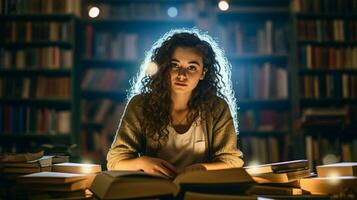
xmin=175 ymin=82 xmax=188 ymax=86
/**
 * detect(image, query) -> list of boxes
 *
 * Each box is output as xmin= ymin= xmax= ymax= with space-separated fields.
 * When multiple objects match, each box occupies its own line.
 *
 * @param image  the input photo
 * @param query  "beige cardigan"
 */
xmin=107 ymin=95 xmax=244 ymax=170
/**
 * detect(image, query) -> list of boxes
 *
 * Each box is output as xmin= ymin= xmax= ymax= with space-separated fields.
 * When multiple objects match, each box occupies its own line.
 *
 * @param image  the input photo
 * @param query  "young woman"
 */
xmin=107 ymin=28 xmax=243 ymax=179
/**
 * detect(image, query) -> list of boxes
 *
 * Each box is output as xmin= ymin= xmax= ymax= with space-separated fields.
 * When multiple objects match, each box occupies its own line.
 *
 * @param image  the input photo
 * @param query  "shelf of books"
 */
xmin=0 ymin=0 xmax=81 ymax=155
xmin=291 ymin=0 xmax=357 ymax=168
xmin=80 ymin=0 xmax=197 ymax=164
xmin=215 ymin=0 xmax=291 ymax=165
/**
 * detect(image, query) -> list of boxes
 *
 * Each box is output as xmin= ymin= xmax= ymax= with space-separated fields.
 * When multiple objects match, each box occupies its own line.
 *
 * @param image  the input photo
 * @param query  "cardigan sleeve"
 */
xmin=211 ymin=98 xmax=244 ymax=168
xmin=106 ymin=95 xmax=144 ymax=170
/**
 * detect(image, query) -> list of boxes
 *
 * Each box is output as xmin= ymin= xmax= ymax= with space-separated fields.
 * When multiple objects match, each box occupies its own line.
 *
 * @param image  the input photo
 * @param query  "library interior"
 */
xmin=1 ymin=0 xmax=357 ymax=199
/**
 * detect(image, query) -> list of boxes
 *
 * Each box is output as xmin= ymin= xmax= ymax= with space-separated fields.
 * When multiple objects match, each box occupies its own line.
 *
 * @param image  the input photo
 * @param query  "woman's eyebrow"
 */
xmin=188 ymin=61 xmax=200 ymax=66
xmin=170 ymin=59 xmax=201 ymax=66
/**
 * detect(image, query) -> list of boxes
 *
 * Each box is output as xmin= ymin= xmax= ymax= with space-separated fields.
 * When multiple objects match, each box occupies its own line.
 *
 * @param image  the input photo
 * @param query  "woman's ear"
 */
xmin=200 ymin=68 xmax=207 ymax=80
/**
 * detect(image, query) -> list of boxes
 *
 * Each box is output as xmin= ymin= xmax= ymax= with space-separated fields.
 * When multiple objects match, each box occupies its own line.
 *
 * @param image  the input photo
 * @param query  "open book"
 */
xmin=90 ymin=168 xmax=255 ymax=199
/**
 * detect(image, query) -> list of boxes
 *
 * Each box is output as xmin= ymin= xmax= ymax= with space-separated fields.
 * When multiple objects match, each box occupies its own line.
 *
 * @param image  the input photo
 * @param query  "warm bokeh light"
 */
xmin=88 ymin=6 xmax=100 ymax=18
xmin=322 ymin=154 xmax=339 ymax=165
xmin=167 ymin=7 xmax=178 ymax=18
xmin=145 ymin=62 xmax=158 ymax=76
xmin=247 ymin=160 xmax=261 ymax=167
xmin=218 ymin=0 xmax=229 ymax=11
xmin=326 ymin=175 xmax=341 ymax=185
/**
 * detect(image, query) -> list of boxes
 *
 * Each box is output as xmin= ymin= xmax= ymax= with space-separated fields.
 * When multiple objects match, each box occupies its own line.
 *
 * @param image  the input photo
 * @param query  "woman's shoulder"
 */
xmin=211 ymin=95 xmax=229 ymax=108
xmin=128 ymin=94 xmax=145 ymax=104
xmin=125 ymin=94 xmax=145 ymax=113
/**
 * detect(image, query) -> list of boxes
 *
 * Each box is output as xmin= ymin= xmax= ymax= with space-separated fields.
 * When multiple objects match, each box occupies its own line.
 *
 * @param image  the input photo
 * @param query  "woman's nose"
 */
xmin=177 ymin=69 xmax=187 ymax=80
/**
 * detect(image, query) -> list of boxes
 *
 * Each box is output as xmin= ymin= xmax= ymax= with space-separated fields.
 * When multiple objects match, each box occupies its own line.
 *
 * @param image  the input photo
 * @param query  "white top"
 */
xmin=156 ymin=117 xmax=207 ymax=172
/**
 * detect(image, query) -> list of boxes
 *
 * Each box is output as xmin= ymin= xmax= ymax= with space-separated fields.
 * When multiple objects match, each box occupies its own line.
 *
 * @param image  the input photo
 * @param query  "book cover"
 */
xmin=245 ymin=160 xmax=309 ymax=174
xmin=316 ymin=162 xmax=357 ymax=177
xmin=52 ymin=162 xmax=101 ymax=174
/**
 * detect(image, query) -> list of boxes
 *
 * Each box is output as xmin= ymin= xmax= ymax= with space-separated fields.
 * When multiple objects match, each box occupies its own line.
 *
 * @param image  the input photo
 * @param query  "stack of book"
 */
xmin=17 ymin=162 xmax=101 ymax=199
xmin=300 ymin=162 xmax=357 ymax=196
xmin=244 ymin=160 xmax=312 ymax=195
xmin=0 ymin=151 xmax=52 ymax=180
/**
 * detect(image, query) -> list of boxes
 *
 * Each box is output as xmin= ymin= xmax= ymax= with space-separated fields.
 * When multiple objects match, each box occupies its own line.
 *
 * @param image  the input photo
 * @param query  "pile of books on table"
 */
xmin=244 ymin=159 xmax=312 ymax=196
xmin=300 ymin=162 xmax=357 ymax=196
xmin=0 ymin=151 xmax=101 ymax=199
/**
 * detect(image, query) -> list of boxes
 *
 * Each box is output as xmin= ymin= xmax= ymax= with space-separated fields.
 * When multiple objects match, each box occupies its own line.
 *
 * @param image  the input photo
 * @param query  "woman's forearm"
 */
xmin=109 ymin=157 xmax=142 ymax=171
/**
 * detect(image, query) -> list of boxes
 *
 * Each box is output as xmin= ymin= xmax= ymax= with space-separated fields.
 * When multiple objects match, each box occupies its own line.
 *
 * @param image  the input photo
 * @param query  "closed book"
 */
xmin=27 ymin=189 xmax=92 ymax=200
xmin=90 ymin=168 xmax=254 ymax=199
xmin=316 ymin=162 xmax=357 ymax=177
xmin=3 ymin=156 xmax=52 ymax=168
xmin=3 ymin=166 xmax=51 ymax=174
xmin=184 ymin=192 xmax=266 ymax=200
xmin=18 ymin=172 xmax=87 ymax=184
xmin=245 ymin=160 xmax=308 ymax=174
xmin=251 ymin=168 xmax=311 ymax=183
xmin=52 ymin=162 xmax=101 ymax=174
xmin=0 ymin=151 xmax=44 ymax=163
xmin=246 ymin=184 xmax=303 ymax=196
xmin=21 ymin=179 xmax=88 ymax=192
xmin=300 ymin=176 xmax=357 ymax=195
xmin=52 ymin=155 xmax=70 ymax=164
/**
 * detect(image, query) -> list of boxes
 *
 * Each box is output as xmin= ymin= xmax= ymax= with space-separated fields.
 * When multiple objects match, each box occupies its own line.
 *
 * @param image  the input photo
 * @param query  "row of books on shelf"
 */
xmin=0 ymin=77 xmax=71 ymax=99
xmin=0 ymin=47 xmax=73 ymax=69
xmin=300 ymin=45 xmax=357 ymax=69
xmin=292 ymin=0 xmax=357 ymax=14
xmin=0 ymin=106 xmax=70 ymax=134
xmin=240 ymin=136 xmax=285 ymax=165
xmin=300 ymin=74 xmax=357 ymax=99
xmin=233 ymin=63 xmax=288 ymax=100
xmin=92 ymin=2 xmax=195 ymax=20
xmin=219 ymin=21 xmax=288 ymax=55
xmin=85 ymin=26 xmax=143 ymax=60
xmin=297 ymin=19 xmax=357 ymax=42
xmin=240 ymin=110 xmax=289 ymax=131
xmin=0 ymin=0 xmax=81 ymax=15
xmin=305 ymin=135 xmax=357 ymax=169
xmin=81 ymin=99 xmax=125 ymax=124
xmin=3 ymin=21 xmax=74 ymax=42
xmin=81 ymin=68 xmax=129 ymax=92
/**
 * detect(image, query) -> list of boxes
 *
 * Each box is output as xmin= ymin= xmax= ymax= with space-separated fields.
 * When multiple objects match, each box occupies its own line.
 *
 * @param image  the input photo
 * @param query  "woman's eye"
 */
xmin=171 ymin=63 xmax=179 ymax=70
xmin=188 ymin=66 xmax=197 ymax=72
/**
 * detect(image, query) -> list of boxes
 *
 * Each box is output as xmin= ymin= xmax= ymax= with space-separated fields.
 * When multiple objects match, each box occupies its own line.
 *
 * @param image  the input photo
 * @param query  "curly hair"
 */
xmin=128 ymin=28 xmax=238 ymax=149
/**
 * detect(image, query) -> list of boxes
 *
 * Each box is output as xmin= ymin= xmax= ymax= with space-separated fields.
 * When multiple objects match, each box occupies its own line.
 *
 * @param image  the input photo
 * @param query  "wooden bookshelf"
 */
xmin=0 ymin=1 xmax=81 ymax=155
xmin=291 ymin=0 xmax=357 ymax=165
xmin=215 ymin=0 xmax=292 ymax=164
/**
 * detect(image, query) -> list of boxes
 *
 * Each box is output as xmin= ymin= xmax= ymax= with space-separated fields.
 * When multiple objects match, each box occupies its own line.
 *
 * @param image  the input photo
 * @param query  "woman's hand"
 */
xmin=137 ymin=156 xmax=177 ymax=179
xmin=180 ymin=163 xmax=207 ymax=174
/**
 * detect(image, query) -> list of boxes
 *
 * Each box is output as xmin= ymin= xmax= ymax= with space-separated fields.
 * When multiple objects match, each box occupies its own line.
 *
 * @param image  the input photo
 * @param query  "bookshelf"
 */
xmin=214 ymin=0 xmax=292 ymax=165
xmin=291 ymin=0 xmax=357 ymax=167
xmin=0 ymin=0 xmax=81 ymax=156
xmin=80 ymin=0 xmax=197 ymax=164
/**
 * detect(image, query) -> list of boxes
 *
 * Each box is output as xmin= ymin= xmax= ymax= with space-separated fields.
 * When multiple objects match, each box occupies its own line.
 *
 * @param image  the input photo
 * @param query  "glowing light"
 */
xmin=322 ymin=154 xmax=339 ymax=165
xmin=218 ymin=1 xmax=229 ymax=11
xmin=145 ymin=62 xmax=158 ymax=76
xmin=247 ymin=160 xmax=260 ymax=167
xmin=167 ymin=7 xmax=178 ymax=18
xmin=326 ymin=175 xmax=341 ymax=185
xmin=88 ymin=6 xmax=100 ymax=18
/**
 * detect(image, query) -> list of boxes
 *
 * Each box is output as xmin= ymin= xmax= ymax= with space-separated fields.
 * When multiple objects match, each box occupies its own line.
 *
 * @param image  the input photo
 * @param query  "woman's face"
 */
xmin=169 ymin=47 xmax=206 ymax=95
